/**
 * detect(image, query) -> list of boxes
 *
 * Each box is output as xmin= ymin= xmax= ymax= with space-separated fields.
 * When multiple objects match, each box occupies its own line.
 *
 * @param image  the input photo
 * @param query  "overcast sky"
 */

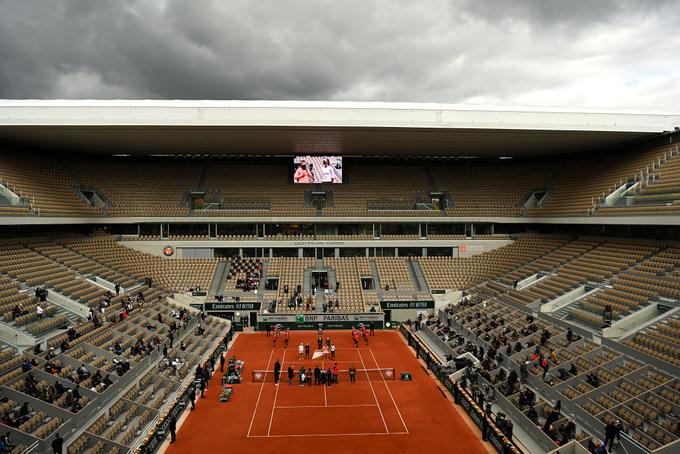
xmin=1 ymin=0 xmax=679 ymax=112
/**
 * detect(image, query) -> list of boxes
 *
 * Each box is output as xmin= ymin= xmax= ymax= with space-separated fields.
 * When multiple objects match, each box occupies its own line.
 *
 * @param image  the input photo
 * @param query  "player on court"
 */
xmin=298 ymin=342 xmax=304 ymax=360
xmin=272 ymin=324 xmax=280 ymax=347
xmin=284 ymin=329 xmax=290 ymax=348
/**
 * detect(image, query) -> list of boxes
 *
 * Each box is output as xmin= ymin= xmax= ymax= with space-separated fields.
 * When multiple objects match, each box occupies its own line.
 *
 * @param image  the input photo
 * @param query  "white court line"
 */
xmin=322 ymin=360 xmax=328 ymax=406
xmin=266 ymin=348 xmax=286 ymax=436
xmin=275 ymin=404 xmax=378 ymax=409
xmin=368 ymin=347 xmax=409 ymax=434
xmin=357 ymin=348 xmax=389 ymax=434
xmin=248 ymin=431 xmax=409 ymax=438
xmin=246 ymin=348 xmax=274 ymax=437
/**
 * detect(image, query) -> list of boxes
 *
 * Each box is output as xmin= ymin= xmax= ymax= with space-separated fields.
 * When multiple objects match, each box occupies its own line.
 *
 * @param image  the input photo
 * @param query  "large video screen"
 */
xmin=293 ymin=156 xmax=343 ymax=184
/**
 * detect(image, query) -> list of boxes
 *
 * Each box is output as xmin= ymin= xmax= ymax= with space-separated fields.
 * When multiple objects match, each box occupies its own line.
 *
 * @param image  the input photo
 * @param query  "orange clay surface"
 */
xmin=166 ymin=330 xmax=487 ymax=454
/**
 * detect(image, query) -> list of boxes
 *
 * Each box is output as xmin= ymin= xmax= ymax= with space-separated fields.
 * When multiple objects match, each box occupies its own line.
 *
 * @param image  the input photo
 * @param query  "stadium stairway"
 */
xmin=208 ymin=260 xmax=230 ymax=297
xmin=424 ymin=165 xmax=438 ymax=192
xmin=408 ymin=259 xmax=429 ymax=292
xmin=369 ymin=260 xmax=381 ymax=289
xmin=258 ymin=260 xmax=269 ymax=293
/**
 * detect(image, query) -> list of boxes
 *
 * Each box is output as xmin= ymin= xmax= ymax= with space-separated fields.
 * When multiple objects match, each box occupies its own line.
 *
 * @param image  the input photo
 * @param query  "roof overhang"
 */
xmin=0 ymin=100 xmax=678 ymax=157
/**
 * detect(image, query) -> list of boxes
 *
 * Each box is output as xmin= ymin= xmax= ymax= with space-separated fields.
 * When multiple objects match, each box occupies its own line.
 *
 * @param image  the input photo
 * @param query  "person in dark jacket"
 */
xmin=604 ymin=420 xmax=620 ymax=451
xmin=273 ymin=360 xmax=281 ymax=385
xmin=188 ymin=387 xmax=196 ymax=410
xmin=169 ymin=414 xmax=177 ymax=443
xmin=51 ymin=433 xmax=64 ymax=454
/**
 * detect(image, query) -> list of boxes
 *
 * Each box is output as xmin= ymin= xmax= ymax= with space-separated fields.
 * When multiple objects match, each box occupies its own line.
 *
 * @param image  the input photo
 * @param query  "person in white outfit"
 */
xmin=320 ymin=159 xmax=334 ymax=183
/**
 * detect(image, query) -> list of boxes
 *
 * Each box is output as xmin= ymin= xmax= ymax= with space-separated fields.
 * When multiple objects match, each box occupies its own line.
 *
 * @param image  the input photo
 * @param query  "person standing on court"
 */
xmin=266 ymin=324 xmax=271 ymax=336
xmin=298 ymin=342 xmax=304 ymax=360
xmin=305 ymin=343 xmax=310 ymax=359
xmin=332 ymin=363 xmax=339 ymax=384
xmin=274 ymin=359 xmax=281 ymax=385
xmin=219 ymin=353 xmax=225 ymax=372
xmin=326 ymin=367 xmax=333 ymax=387
xmin=288 ymin=366 xmax=295 ymax=385
xmin=284 ymin=329 xmax=290 ymax=348
xmin=314 ymin=365 xmax=321 ymax=385
xmin=169 ymin=414 xmax=177 ymax=444
xmin=370 ymin=321 xmax=375 ymax=336
xmin=299 ymin=366 xmax=306 ymax=386
xmin=317 ymin=335 xmax=323 ymax=350
xmin=348 ymin=365 xmax=356 ymax=384
xmin=330 ymin=343 xmax=336 ymax=360
xmin=51 ymin=433 xmax=64 ymax=454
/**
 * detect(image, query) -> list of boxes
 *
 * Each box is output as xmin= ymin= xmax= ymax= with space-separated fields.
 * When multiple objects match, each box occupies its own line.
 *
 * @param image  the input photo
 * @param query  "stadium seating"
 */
xmin=416 ymin=234 xmax=566 ymax=290
xmin=69 ymin=160 xmax=200 ymax=217
xmin=324 ymin=257 xmax=367 ymax=311
xmin=0 ymin=151 xmax=100 ymax=217
xmin=60 ymin=235 xmax=218 ymax=292
xmin=530 ymin=144 xmax=675 ymax=217
xmin=433 ymin=162 xmax=557 ymax=217
xmin=374 ymin=257 xmax=415 ymax=291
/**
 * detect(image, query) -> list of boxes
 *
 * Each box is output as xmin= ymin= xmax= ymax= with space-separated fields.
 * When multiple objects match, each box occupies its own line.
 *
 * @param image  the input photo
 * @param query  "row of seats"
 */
xmin=417 ymin=234 xmax=566 ymax=290
xmin=61 ymin=235 xmax=218 ymax=292
xmin=0 ymin=142 xmax=674 ymax=218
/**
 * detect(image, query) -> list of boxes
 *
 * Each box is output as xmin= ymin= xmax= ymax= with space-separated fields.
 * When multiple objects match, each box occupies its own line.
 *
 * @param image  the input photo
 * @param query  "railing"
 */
xmin=366 ymin=199 xmax=415 ymax=211
xmin=200 ymin=200 xmax=271 ymax=210
xmin=399 ymin=324 xmax=524 ymax=454
xmin=130 ymin=317 xmax=230 ymax=454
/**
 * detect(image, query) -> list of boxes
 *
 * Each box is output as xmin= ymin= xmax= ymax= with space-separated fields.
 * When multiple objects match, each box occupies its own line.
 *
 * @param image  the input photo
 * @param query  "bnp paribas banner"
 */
xmin=257 ymin=312 xmax=384 ymax=330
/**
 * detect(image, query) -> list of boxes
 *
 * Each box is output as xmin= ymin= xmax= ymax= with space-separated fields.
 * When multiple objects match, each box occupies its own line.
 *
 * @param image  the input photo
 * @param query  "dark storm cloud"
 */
xmin=0 ymin=0 xmax=678 ymax=111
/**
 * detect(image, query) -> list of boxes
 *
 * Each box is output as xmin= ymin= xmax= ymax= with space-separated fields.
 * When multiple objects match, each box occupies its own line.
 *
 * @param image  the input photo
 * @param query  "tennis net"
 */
xmin=251 ymin=367 xmax=395 ymax=383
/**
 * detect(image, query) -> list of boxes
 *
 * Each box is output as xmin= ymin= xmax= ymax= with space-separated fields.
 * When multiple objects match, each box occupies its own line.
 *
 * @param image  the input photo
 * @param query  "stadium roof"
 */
xmin=0 ymin=100 xmax=678 ymax=157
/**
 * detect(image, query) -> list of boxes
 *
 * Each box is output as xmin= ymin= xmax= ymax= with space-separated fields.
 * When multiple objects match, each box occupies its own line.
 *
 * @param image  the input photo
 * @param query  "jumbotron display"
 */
xmin=293 ymin=155 xmax=343 ymax=183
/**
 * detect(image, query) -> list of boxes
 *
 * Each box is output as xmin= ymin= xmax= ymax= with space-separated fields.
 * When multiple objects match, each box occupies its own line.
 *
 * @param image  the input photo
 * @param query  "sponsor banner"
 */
xmin=380 ymin=300 xmax=435 ymax=310
xmin=190 ymin=303 xmax=204 ymax=311
xmin=258 ymin=320 xmax=384 ymax=330
xmin=257 ymin=312 xmax=384 ymax=330
xmin=258 ymin=313 xmax=383 ymax=323
xmin=204 ymin=302 xmax=261 ymax=311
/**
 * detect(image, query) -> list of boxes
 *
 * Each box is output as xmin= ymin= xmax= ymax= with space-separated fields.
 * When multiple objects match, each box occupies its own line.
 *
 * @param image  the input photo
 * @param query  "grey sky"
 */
xmin=1 ymin=0 xmax=678 ymax=111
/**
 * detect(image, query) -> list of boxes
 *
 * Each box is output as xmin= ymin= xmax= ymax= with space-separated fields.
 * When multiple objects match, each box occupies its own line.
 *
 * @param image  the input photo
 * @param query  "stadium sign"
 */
xmin=293 ymin=241 xmax=346 ymax=246
xmin=204 ymin=302 xmax=261 ymax=311
xmin=380 ymin=300 xmax=435 ymax=310
xmin=257 ymin=312 xmax=384 ymax=330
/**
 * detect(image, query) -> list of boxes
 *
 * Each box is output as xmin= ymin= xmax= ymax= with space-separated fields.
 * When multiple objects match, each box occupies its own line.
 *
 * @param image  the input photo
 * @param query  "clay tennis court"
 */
xmin=165 ymin=330 xmax=487 ymax=454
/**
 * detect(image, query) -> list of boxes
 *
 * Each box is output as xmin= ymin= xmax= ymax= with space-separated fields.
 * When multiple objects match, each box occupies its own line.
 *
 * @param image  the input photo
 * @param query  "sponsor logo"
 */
xmin=163 ymin=245 xmax=175 ymax=256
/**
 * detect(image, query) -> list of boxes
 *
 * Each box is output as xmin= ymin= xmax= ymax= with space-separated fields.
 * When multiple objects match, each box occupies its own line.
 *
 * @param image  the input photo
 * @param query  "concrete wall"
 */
xmin=119 ymin=239 xmax=513 ymax=258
